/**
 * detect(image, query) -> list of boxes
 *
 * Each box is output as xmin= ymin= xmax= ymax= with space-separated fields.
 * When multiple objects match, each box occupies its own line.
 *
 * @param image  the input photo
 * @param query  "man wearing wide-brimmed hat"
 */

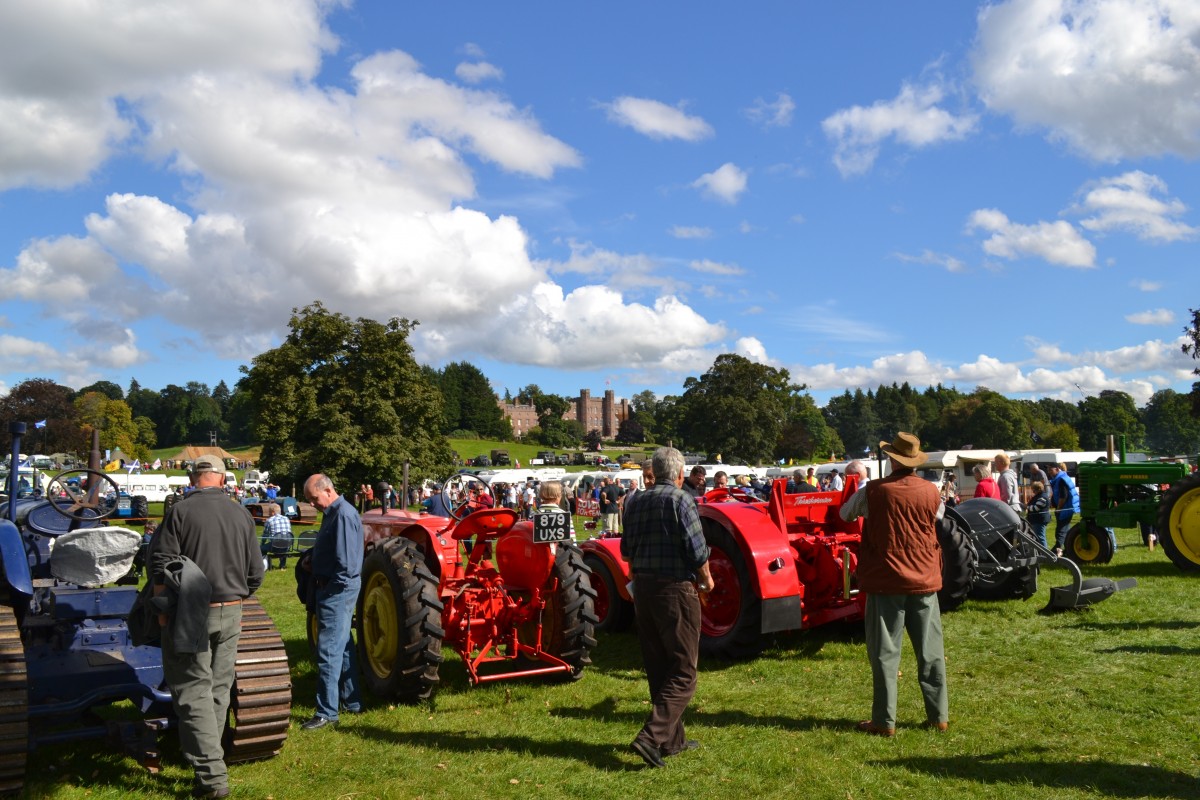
xmin=840 ymin=432 xmax=948 ymax=737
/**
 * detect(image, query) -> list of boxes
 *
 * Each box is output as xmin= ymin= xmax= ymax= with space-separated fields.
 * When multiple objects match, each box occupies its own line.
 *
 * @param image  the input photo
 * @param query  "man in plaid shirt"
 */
xmin=620 ymin=446 xmax=713 ymax=768
xmin=261 ymin=506 xmax=293 ymax=571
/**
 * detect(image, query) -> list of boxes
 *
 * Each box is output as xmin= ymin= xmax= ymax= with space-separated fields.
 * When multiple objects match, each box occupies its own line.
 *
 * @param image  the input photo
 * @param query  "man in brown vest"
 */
xmin=840 ymin=432 xmax=948 ymax=736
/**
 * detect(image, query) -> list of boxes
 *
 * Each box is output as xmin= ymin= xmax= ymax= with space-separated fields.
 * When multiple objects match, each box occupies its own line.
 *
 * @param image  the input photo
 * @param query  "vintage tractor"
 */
xmin=340 ymin=473 xmax=597 ymax=703
xmin=583 ymin=474 xmax=1133 ymax=659
xmin=1059 ymin=437 xmax=1195 ymax=568
xmin=0 ymin=423 xmax=291 ymax=794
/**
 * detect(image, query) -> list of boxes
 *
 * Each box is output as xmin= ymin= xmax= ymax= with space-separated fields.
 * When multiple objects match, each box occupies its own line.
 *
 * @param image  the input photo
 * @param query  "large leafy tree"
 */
xmin=823 ymin=389 xmax=878 ymax=455
xmin=1141 ymin=389 xmax=1200 ymax=455
xmin=1185 ymin=307 xmax=1200 ymax=416
xmin=1077 ymin=390 xmax=1145 ymax=450
xmin=74 ymin=392 xmax=146 ymax=460
xmin=777 ymin=393 xmax=841 ymax=461
xmin=676 ymin=354 xmax=802 ymax=464
xmin=439 ymin=361 xmax=508 ymax=438
xmin=76 ymin=380 xmax=124 ymax=401
xmin=239 ymin=302 xmax=452 ymax=491
xmin=0 ymin=378 xmax=83 ymax=455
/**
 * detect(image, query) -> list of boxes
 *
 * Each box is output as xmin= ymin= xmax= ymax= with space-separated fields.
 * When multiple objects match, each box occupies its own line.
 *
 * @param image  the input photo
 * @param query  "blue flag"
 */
xmin=34 ymin=420 xmax=46 ymax=429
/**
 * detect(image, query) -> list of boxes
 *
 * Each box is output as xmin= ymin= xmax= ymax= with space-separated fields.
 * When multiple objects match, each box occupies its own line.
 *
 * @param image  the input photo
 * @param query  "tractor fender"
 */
xmin=699 ymin=503 xmax=801 ymax=601
xmin=362 ymin=512 xmax=455 ymax=579
xmin=578 ymin=537 xmax=631 ymax=602
xmin=0 ymin=519 xmax=32 ymax=597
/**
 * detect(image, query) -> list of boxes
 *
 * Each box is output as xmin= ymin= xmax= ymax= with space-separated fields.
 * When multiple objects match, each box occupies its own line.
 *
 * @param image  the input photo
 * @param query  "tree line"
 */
xmin=3 ymin=302 xmax=1199 ymax=492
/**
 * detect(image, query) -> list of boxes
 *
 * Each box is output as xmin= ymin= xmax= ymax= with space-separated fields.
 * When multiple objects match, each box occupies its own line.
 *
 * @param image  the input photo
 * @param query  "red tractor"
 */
xmin=347 ymin=474 xmax=597 ymax=702
xmin=581 ymin=475 xmax=994 ymax=659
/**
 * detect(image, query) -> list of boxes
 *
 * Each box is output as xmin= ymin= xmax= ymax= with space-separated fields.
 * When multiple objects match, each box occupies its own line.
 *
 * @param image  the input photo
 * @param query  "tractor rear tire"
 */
xmin=131 ymin=495 xmax=149 ymax=520
xmin=222 ymin=598 xmax=292 ymax=763
xmin=699 ymin=521 xmax=762 ymax=660
xmin=582 ymin=553 xmax=633 ymax=633
xmin=0 ymin=606 xmax=28 ymax=795
xmin=356 ymin=538 xmax=445 ymax=703
xmin=1157 ymin=471 xmax=1200 ymax=571
xmin=1063 ymin=522 xmax=1115 ymax=566
xmin=937 ymin=515 xmax=977 ymax=612
xmin=538 ymin=544 xmax=599 ymax=679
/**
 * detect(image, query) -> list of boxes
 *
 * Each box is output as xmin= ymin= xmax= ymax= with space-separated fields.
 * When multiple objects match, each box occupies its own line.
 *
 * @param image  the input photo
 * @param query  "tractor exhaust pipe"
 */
xmin=8 ymin=422 xmax=25 ymax=522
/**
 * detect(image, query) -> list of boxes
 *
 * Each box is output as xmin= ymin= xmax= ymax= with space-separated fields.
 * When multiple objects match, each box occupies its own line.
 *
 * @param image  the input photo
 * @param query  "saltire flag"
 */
xmin=127 ymin=459 xmax=141 ymax=474
xmin=34 ymin=420 xmax=46 ymax=429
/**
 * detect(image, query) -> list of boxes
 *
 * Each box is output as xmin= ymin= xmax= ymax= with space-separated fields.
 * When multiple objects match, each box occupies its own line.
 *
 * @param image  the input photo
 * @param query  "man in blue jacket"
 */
xmin=301 ymin=473 xmax=364 ymax=730
xmin=1048 ymin=462 xmax=1080 ymax=557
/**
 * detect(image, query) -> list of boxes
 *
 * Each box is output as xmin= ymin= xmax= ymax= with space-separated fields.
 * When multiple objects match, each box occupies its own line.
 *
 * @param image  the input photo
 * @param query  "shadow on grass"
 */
xmin=550 ymin=696 xmax=858 ymax=734
xmin=345 ymin=724 xmax=642 ymax=771
xmin=873 ymin=747 xmax=1197 ymax=799
xmin=1063 ymin=619 xmax=1200 ymax=632
xmin=1095 ymin=644 xmax=1200 ymax=656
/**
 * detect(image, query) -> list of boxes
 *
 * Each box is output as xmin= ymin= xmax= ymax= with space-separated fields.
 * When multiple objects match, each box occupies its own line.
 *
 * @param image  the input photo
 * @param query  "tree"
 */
xmin=1185 ymin=307 xmax=1200 ymax=416
xmin=76 ymin=380 xmax=124 ymax=401
xmin=73 ymin=392 xmax=146 ymax=460
xmin=583 ymin=428 xmax=603 ymax=451
xmin=126 ymin=378 xmax=160 ymax=423
xmin=439 ymin=362 xmax=507 ymax=439
xmin=1142 ymin=389 xmax=1200 ymax=455
xmin=1077 ymin=390 xmax=1145 ymax=450
xmin=823 ymin=389 xmax=878 ymax=455
xmin=239 ymin=302 xmax=452 ymax=490
xmin=212 ymin=380 xmax=232 ymax=417
xmin=777 ymin=393 xmax=839 ymax=461
xmin=615 ymin=417 xmax=645 ymax=445
xmin=675 ymin=354 xmax=803 ymax=464
xmin=0 ymin=378 xmax=82 ymax=455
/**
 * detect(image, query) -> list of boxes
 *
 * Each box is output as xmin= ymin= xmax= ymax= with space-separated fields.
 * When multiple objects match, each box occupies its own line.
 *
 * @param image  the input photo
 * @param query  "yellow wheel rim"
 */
xmin=1168 ymin=486 xmax=1200 ymax=566
xmin=1071 ymin=527 xmax=1101 ymax=561
xmin=361 ymin=571 xmax=399 ymax=680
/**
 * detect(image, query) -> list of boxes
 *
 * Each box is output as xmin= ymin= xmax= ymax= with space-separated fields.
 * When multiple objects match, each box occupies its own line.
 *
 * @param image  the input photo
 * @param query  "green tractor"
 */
xmin=1063 ymin=438 xmax=1199 ymax=571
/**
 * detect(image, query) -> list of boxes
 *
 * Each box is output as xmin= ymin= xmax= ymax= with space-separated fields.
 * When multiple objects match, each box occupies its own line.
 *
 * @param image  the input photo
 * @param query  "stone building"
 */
xmin=498 ymin=388 xmax=630 ymax=439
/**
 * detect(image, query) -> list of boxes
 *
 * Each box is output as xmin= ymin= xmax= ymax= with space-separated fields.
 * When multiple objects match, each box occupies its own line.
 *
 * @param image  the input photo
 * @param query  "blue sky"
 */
xmin=1 ymin=1 xmax=1198 ymax=408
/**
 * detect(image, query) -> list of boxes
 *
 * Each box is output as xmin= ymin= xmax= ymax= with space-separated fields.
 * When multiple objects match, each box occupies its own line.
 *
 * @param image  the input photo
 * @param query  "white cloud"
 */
xmin=603 ymin=96 xmax=714 ymax=141
xmin=822 ymin=82 xmax=979 ymax=176
xmin=455 ymin=61 xmax=504 ymax=84
xmin=972 ymin=0 xmax=1200 ymax=160
xmin=893 ymin=249 xmax=967 ymax=273
xmin=1126 ymin=308 xmax=1176 ymax=325
xmin=1132 ymin=279 xmax=1162 ymax=291
xmin=668 ymin=225 xmax=712 ymax=239
xmin=966 ymin=208 xmax=1096 ymax=268
xmin=735 ymin=337 xmax=770 ymax=363
xmin=1072 ymin=171 xmax=1197 ymax=242
xmin=745 ymin=92 xmax=795 ymax=128
xmin=692 ymin=163 xmax=748 ymax=204
xmin=689 ymin=259 xmax=745 ymax=276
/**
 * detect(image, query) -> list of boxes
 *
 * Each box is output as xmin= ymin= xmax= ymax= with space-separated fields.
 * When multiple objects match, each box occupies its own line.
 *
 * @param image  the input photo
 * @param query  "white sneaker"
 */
xmin=1148 ymin=533 xmax=1157 ymax=550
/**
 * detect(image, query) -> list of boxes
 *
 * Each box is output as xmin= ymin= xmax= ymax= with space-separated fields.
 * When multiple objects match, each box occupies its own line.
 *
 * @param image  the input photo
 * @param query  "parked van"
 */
xmin=105 ymin=472 xmax=173 ymax=503
xmin=915 ymin=449 xmax=1007 ymax=498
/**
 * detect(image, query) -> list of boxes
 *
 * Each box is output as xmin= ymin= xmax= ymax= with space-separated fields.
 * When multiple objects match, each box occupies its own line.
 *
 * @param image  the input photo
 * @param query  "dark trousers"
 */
xmin=633 ymin=574 xmax=701 ymax=755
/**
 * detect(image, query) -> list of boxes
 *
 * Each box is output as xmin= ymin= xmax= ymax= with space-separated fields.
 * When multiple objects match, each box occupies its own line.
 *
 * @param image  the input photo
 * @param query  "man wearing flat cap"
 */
xmin=150 ymin=454 xmax=262 ymax=798
xmin=840 ymin=432 xmax=948 ymax=737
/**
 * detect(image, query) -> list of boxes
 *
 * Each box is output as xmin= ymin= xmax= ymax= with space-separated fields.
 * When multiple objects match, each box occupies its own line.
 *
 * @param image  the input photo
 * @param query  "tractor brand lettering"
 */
xmin=1118 ymin=474 xmax=1150 ymax=480
xmin=791 ymin=496 xmax=833 ymax=506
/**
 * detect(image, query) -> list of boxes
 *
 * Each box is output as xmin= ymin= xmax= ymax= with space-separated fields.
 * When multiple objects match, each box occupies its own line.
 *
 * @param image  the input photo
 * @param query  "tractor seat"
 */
xmin=450 ymin=508 xmax=520 ymax=542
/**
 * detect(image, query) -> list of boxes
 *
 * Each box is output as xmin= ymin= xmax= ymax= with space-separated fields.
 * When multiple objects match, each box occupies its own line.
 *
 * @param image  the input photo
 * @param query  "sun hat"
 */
xmin=879 ymin=432 xmax=928 ymax=468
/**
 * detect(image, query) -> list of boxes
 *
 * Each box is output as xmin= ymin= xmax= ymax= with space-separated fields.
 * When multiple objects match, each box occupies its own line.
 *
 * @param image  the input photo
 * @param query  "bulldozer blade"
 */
xmin=1044 ymin=577 xmax=1137 ymax=612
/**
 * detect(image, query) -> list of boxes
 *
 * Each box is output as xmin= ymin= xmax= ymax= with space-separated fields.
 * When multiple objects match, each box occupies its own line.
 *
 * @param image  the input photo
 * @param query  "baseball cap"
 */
xmin=189 ymin=455 xmax=225 ymax=474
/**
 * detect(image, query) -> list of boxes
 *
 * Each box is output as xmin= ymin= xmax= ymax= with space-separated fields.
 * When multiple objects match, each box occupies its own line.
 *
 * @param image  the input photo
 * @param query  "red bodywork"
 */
xmin=361 ymin=506 xmax=576 ymax=684
xmin=580 ymin=476 xmax=866 ymax=643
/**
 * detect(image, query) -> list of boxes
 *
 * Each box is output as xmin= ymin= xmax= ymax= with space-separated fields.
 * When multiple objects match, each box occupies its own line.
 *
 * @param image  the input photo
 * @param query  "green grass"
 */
xmin=18 ymin=525 xmax=1200 ymax=799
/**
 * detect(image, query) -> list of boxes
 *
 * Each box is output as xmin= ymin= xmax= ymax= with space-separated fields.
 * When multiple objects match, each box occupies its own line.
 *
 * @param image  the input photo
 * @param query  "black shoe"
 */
xmin=192 ymin=787 xmax=230 ymax=799
xmin=631 ymin=738 xmax=666 ymax=768
xmin=665 ymin=739 xmax=699 ymax=756
xmin=301 ymin=715 xmax=337 ymax=730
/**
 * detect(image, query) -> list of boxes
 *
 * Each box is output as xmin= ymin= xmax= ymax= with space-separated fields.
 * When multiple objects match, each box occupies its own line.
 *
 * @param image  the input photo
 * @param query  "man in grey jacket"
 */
xmin=151 ymin=455 xmax=262 ymax=799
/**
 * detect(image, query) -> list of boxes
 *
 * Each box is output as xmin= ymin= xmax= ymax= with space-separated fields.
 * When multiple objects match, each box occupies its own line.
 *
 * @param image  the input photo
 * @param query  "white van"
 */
xmin=106 ymin=472 xmax=173 ymax=503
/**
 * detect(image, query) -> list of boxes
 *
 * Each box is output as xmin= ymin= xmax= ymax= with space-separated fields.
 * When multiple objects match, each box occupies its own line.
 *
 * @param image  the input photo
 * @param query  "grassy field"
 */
xmin=18 ymin=524 xmax=1200 ymax=800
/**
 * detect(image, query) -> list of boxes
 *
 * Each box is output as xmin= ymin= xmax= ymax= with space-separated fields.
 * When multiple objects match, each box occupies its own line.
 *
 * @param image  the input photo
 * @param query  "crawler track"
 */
xmin=223 ymin=598 xmax=292 ymax=763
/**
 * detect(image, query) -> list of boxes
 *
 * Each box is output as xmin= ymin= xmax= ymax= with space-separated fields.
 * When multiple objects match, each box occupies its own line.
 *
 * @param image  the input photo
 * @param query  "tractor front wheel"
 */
xmin=131 ymin=495 xmax=149 ymax=520
xmin=1158 ymin=472 xmax=1200 ymax=571
xmin=536 ymin=544 xmax=599 ymax=679
xmin=1063 ymin=522 xmax=1115 ymax=566
xmin=582 ymin=553 xmax=633 ymax=632
xmin=699 ymin=521 xmax=762 ymax=660
xmin=356 ymin=538 xmax=445 ymax=703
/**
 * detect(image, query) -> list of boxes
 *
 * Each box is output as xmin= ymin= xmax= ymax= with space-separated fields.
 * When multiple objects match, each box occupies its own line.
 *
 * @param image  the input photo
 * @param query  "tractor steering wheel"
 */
xmin=442 ymin=473 xmax=495 ymax=521
xmin=44 ymin=468 xmax=121 ymax=522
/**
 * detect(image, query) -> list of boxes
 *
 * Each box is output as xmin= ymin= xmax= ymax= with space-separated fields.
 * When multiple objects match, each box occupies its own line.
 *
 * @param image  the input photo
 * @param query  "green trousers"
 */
xmin=864 ymin=592 xmax=948 ymax=729
xmin=162 ymin=603 xmax=243 ymax=793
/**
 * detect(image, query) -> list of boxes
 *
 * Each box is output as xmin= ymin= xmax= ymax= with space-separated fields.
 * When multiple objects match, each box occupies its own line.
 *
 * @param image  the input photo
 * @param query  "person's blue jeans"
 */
xmin=1053 ymin=510 xmax=1074 ymax=551
xmin=315 ymin=578 xmax=362 ymax=721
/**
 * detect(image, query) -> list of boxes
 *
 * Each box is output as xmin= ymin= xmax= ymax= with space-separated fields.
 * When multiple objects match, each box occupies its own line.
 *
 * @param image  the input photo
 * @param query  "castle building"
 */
xmin=498 ymin=388 xmax=630 ymax=439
